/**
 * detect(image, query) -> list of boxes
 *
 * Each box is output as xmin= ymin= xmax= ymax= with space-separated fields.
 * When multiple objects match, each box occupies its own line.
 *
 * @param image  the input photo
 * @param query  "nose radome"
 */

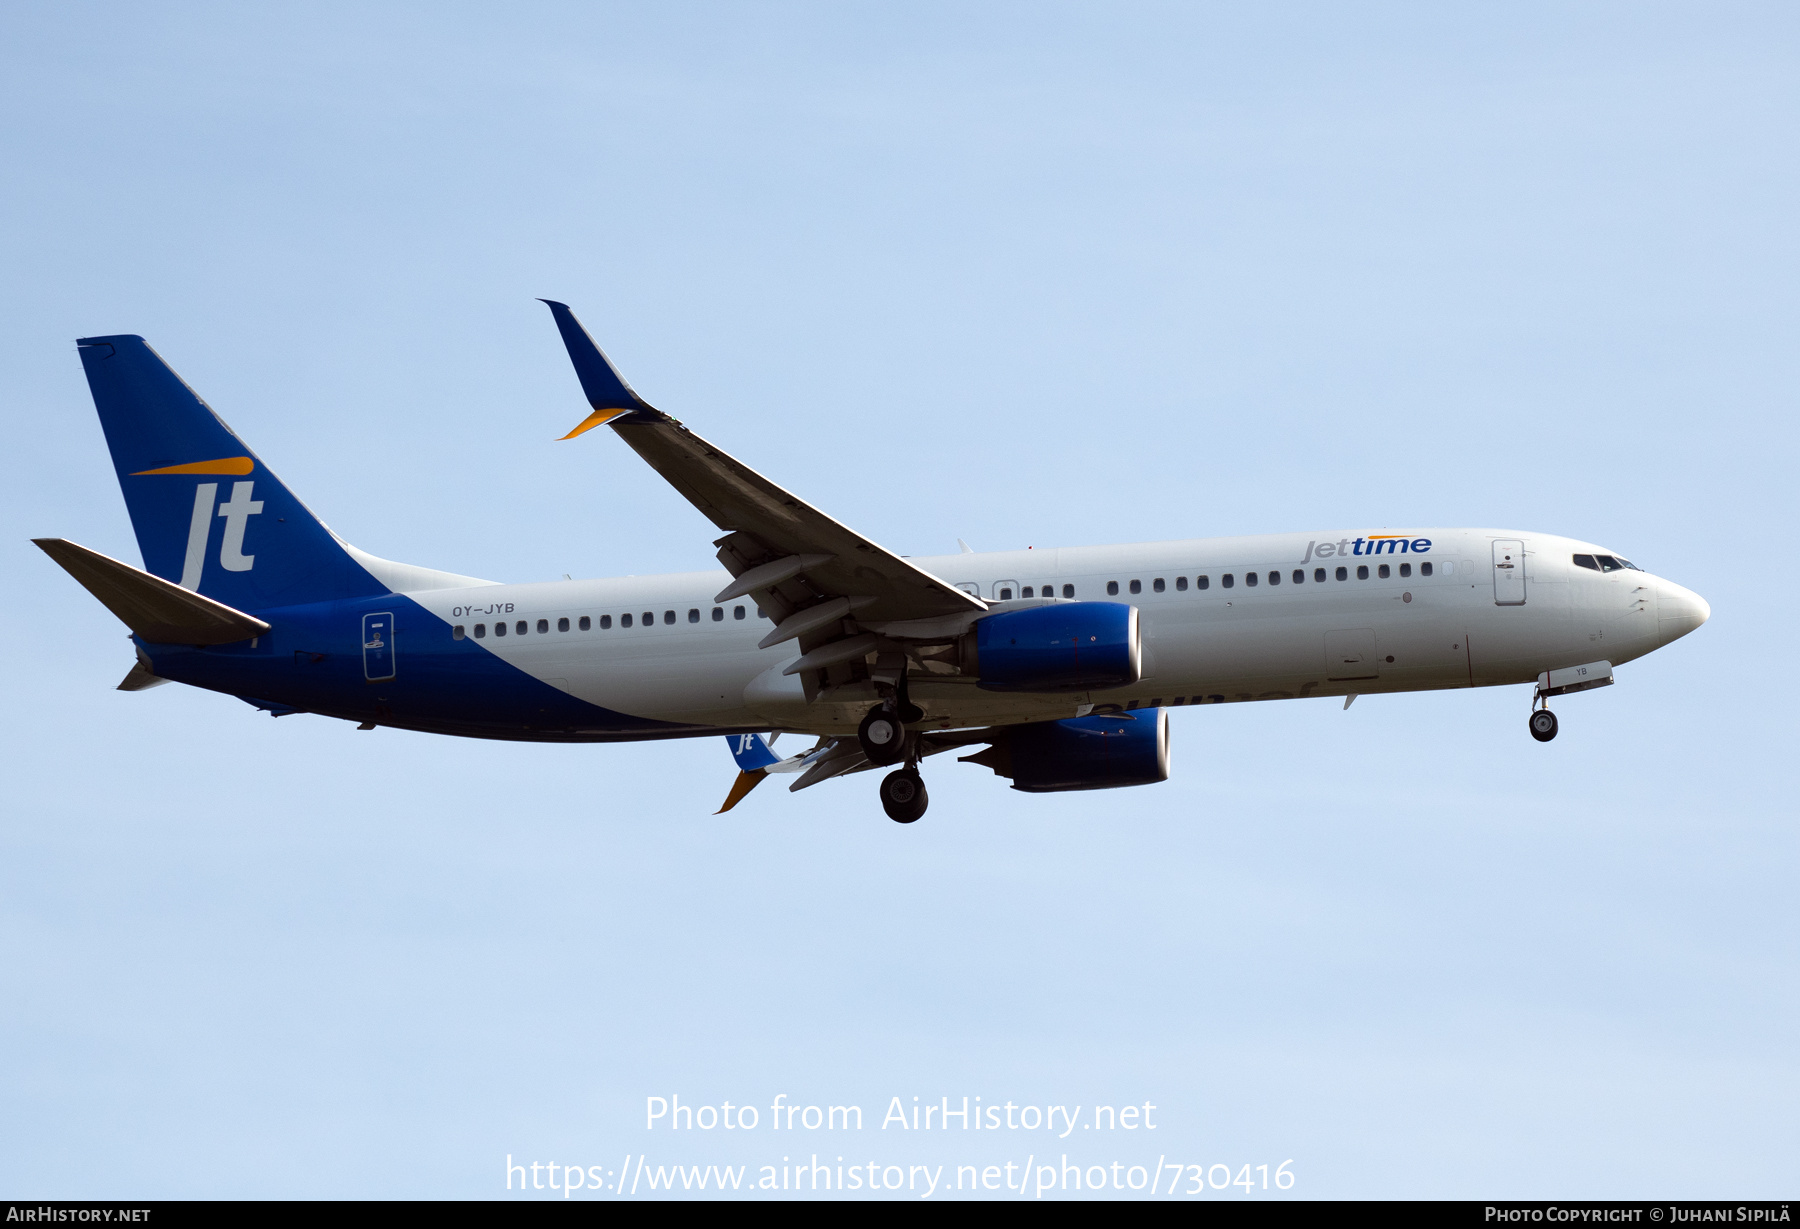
xmin=1658 ymin=580 xmax=1710 ymax=646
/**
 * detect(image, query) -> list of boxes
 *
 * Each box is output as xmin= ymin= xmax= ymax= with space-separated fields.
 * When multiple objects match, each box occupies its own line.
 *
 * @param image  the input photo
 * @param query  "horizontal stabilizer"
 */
xmin=34 ymin=538 xmax=270 ymax=645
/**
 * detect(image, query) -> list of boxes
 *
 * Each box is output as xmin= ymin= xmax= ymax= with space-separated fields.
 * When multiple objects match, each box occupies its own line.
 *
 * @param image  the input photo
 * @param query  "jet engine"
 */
xmin=959 ymin=709 xmax=1170 ymax=792
xmin=968 ymin=602 xmax=1139 ymax=692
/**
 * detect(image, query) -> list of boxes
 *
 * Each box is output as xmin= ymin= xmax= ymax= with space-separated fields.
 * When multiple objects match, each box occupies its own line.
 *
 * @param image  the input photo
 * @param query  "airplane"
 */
xmin=35 ymin=301 xmax=1711 ymax=823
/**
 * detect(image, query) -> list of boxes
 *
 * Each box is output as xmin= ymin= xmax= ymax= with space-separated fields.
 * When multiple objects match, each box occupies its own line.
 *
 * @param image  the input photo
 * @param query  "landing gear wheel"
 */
xmin=1529 ymin=709 xmax=1559 ymax=742
xmin=858 ymin=705 xmax=906 ymax=766
xmin=880 ymin=768 xmax=928 ymax=823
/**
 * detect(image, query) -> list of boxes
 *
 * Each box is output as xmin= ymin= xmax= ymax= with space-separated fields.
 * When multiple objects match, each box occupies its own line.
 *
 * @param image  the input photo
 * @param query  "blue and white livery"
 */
xmin=36 ymin=303 xmax=1711 ymax=822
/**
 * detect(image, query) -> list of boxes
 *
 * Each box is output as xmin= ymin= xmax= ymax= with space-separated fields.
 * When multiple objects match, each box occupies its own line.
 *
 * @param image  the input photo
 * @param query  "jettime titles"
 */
xmin=1301 ymin=535 xmax=1432 ymax=564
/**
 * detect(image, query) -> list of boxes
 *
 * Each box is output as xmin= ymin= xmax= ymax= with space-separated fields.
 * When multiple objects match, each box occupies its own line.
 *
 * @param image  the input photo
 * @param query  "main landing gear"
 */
xmin=858 ymin=705 xmax=906 ymax=766
xmin=861 ymin=685 xmax=929 ymax=822
xmin=858 ymin=672 xmax=923 ymax=768
xmin=880 ymin=766 xmax=928 ymax=823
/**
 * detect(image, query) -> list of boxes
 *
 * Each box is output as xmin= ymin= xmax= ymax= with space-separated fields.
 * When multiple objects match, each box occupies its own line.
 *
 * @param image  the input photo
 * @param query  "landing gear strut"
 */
xmin=868 ymin=670 xmax=928 ymax=820
xmin=1528 ymin=707 xmax=1559 ymax=743
xmin=880 ymin=766 xmax=928 ymax=823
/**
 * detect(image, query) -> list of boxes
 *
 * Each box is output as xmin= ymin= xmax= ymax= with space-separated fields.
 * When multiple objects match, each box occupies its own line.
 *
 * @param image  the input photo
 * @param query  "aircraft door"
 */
xmin=1492 ymin=540 xmax=1526 ymax=606
xmin=362 ymin=611 xmax=396 ymax=681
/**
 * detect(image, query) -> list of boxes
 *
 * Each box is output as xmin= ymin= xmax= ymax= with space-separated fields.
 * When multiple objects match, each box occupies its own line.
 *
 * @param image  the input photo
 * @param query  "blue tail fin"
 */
xmin=77 ymin=335 xmax=386 ymax=612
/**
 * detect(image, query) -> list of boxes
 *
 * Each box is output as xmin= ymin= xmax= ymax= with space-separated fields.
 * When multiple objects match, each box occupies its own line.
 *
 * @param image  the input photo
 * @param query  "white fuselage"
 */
xmin=409 ymin=528 xmax=1710 ymax=736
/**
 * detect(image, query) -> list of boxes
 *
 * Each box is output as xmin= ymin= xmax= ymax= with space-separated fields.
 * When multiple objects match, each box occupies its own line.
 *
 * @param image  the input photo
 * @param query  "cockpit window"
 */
xmin=1616 ymin=557 xmax=1640 ymax=570
xmin=1596 ymin=555 xmax=1624 ymax=572
xmin=1573 ymin=554 xmax=1599 ymax=571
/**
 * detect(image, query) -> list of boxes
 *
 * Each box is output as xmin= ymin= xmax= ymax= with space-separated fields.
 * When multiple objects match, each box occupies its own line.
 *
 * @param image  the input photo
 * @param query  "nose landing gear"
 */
xmin=1528 ymin=707 xmax=1559 ymax=742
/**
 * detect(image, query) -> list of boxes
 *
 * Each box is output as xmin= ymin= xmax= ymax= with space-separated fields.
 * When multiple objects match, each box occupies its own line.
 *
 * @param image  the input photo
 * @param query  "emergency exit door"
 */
xmin=1492 ymin=540 xmax=1526 ymax=606
xmin=362 ymin=612 xmax=396 ymax=681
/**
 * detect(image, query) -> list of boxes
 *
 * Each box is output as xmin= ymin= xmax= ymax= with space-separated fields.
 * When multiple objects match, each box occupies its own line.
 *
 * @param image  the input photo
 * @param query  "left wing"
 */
xmin=541 ymin=301 xmax=985 ymax=697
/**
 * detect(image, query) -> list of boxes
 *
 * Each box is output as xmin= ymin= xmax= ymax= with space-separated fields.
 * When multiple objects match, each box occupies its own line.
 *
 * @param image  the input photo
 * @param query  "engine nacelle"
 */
xmin=971 ymin=602 xmax=1140 ymax=692
xmin=960 ymin=709 xmax=1170 ymax=793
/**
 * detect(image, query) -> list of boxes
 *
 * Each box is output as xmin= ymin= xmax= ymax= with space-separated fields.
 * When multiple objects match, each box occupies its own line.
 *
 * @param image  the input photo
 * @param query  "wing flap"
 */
xmin=613 ymin=421 xmax=980 ymax=623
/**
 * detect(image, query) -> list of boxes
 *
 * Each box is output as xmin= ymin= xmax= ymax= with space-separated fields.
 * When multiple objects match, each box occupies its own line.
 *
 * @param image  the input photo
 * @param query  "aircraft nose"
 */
xmin=1658 ymin=579 xmax=1710 ymax=646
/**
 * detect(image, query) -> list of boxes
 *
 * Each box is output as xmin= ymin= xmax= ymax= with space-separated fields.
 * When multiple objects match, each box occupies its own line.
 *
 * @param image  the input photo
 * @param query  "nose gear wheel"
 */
xmin=1528 ymin=708 xmax=1559 ymax=742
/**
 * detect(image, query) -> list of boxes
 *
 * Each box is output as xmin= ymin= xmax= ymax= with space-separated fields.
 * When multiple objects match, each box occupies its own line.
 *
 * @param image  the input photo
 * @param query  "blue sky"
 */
xmin=3 ymin=1 xmax=1795 ymax=1198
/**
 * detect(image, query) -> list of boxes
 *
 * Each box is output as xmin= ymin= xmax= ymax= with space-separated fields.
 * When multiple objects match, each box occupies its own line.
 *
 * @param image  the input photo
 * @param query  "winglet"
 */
xmin=538 ymin=299 xmax=657 ymax=438
xmin=715 ymin=769 xmax=767 ymax=814
xmin=715 ymin=733 xmax=787 ymax=813
xmin=726 ymin=732 xmax=783 ymax=772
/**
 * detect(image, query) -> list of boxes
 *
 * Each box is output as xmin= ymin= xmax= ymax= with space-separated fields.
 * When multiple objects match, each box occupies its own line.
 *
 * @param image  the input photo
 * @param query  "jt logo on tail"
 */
xmin=177 ymin=480 xmax=264 ymax=590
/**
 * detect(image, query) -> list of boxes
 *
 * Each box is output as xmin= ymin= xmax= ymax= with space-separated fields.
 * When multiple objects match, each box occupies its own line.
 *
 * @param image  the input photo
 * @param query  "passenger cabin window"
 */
xmin=474 ymin=623 xmax=486 ymax=638
xmin=1197 ymin=576 xmax=1209 ymax=590
xmin=537 ymin=618 xmax=549 ymax=634
xmin=1268 ymin=571 xmax=1280 ymax=585
xmin=1107 ymin=581 xmax=1119 ymax=596
xmin=1176 ymin=576 xmax=1188 ymax=592
xmin=1420 ymin=562 xmax=1433 ymax=577
xmin=1222 ymin=574 xmax=1235 ymax=588
xmin=1244 ymin=571 xmax=1257 ymax=587
xmin=1356 ymin=566 xmax=1369 ymax=580
xmin=597 ymin=615 xmax=609 ymax=629
xmin=516 ymin=620 xmax=528 ymax=635
xmin=664 ymin=610 xmax=676 ymax=625
xmin=712 ymin=607 xmax=723 ymax=621
xmin=453 ymin=624 xmax=465 ymax=640
xmin=1061 ymin=584 xmax=1075 ymax=598
xmin=997 ymin=586 xmax=1013 ymax=600
xmin=1335 ymin=566 xmax=1348 ymax=581
xmin=579 ymin=616 xmax=592 ymax=630
xmin=734 ymin=606 xmax=746 ymax=620
xmin=1377 ymin=564 xmax=1390 ymax=579
xmin=621 ymin=613 xmax=632 ymax=628
xmin=1314 ymin=568 xmax=1326 ymax=583
xmin=688 ymin=608 xmax=699 ymax=623
xmin=494 ymin=621 xmax=507 ymax=636
xmin=1292 ymin=570 xmax=1304 ymax=584
xmin=1128 ymin=579 xmax=1141 ymax=594
xmin=642 ymin=611 xmax=653 ymax=626
xmin=1399 ymin=563 xmax=1411 ymax=578
xmin=557 ymin=617 xmax=570 ymax=632
xmin=1153 ymin=578 xmax=1165 ymax=593
xmin=1021 ymin=586 xmax=1033 ymax=598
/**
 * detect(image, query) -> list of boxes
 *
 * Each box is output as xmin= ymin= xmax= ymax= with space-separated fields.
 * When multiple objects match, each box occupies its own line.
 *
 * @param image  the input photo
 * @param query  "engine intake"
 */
xmin=971 ymin=602 xmax=1139 ymax=691
xmin=960 ymin=709 xmax=1170 ymax=792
